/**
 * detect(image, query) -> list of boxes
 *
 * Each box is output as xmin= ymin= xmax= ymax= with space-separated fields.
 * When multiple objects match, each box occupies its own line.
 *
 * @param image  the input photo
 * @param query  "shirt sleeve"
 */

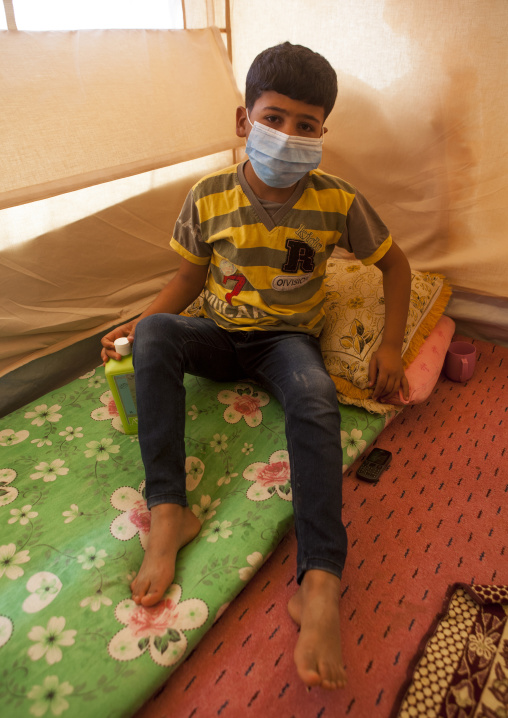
xmin=169 ymin=189 xmax=213 ymax=266
xmin=337 ymin=189 xmax=392 ymax=264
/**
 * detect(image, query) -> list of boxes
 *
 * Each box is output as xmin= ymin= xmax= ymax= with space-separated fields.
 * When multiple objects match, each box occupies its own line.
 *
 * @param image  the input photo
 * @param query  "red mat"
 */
xmin=135 ymin=336 xmax=507 ymax=718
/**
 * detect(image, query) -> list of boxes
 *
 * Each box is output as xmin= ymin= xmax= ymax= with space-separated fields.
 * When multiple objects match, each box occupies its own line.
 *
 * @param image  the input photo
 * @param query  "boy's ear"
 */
xmin=236 ymin=106 xmax=248 ymax=138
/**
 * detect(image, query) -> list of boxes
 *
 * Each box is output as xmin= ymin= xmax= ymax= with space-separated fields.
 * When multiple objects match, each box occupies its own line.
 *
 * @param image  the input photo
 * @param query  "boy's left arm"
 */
xmin=369 ymin=241 xmax=412 ymax=401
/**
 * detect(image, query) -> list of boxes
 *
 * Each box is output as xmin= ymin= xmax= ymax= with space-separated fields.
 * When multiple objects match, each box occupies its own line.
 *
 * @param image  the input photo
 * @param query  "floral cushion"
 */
xmin=320 ymin=259 xmax=452 ymax=414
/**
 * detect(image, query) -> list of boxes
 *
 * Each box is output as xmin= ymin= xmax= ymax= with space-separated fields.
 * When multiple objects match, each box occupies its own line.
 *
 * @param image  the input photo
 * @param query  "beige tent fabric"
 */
xmin=183 ymin=0 xmax=216 ymax=29
xmin=0 ymin=153 xmax=232 ymax=379
xmin=2 ymin=3 xmax=508 ymax=391
xmin=231 ymin=0 xmax=508 ymax=315
xmin=0 ymin=26 xmax=243 ymax=379
xmin=183 ymin=1 xmax=230 ymax=57
xmin=0 ymin=27 xmax=243 ymax=210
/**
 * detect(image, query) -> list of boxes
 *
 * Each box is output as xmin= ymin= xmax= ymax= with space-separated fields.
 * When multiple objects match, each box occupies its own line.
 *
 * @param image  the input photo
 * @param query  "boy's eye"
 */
xmin=260 ymin=115 xmax=319 ymax=136
xmin=264 ymin=115 xmax=281 ymax=124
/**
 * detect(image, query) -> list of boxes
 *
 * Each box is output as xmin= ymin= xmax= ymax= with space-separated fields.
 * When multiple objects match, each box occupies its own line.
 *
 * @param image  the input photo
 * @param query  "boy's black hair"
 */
xmin=245 ymin=42 xmax=337 ymax=120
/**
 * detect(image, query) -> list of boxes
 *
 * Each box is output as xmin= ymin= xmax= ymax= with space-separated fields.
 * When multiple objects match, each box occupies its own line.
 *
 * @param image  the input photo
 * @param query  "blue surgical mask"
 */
xmin=245 ymin=112 xmax=323 ymax=188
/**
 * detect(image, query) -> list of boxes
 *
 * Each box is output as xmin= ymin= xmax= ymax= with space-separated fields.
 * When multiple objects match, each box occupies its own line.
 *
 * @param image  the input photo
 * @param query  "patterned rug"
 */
xmin=392 ymin=584 xmax=508 ymax=718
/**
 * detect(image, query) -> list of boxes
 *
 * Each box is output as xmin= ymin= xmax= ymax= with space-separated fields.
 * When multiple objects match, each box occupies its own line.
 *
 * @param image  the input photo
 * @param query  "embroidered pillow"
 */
xmin=320 ymin=259 xmax=452 ymax=414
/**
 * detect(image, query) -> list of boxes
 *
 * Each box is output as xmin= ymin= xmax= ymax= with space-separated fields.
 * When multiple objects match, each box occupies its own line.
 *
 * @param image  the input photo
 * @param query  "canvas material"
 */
xmin=232 ymin=1 xmax=508 ymax=303
xmin=2 ymin=3 xmax=507 ymax=405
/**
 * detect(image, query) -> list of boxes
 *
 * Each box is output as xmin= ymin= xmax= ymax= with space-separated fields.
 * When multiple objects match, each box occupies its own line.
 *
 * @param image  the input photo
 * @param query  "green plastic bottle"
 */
xmin=105 ymin=337 xmax=138 ymax=434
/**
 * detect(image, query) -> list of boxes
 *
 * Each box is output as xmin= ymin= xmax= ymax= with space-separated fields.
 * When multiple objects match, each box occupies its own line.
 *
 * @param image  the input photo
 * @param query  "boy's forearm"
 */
xmin=133 ymin=260 xmax=209 ymax=330
xmin=366 ymin=243 xmax=411 ymax=400
xmin=376 ymin=243 xmax=411 ymax=350
xmin=380 ymin=270 xmax=411 ymax=349
xmin=102 ymin=249 xmax=208 ymax=364
xmin=136 ymin=279 xmax=199 ymax=323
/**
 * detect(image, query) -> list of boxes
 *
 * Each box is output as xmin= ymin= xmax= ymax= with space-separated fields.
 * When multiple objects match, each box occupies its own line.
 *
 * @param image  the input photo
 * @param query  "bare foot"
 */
xmin=131 ymin=504 xmax=201 ymax=607
xmin=287 ymin=569 xmax=346 ymax=690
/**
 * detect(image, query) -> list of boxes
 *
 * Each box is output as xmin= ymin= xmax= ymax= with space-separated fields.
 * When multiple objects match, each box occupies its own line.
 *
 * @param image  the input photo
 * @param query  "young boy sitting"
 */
xmin=101 ymin=41 xmax=411 ymax=691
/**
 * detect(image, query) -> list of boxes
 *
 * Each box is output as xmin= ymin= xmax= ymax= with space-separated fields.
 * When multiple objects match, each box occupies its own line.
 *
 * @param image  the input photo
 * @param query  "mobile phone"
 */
xmin=356 ymin=448 xmax=392 ymax=483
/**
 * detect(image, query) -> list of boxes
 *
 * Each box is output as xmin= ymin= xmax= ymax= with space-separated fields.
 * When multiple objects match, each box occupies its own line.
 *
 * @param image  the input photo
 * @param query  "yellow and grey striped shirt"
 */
xmin=170 ymin=161 xmax=392 ymax=335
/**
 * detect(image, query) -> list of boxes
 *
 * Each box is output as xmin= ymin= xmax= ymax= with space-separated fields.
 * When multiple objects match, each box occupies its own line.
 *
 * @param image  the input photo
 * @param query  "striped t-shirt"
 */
xmin=170 ymin=161 xmax=392 ymax=335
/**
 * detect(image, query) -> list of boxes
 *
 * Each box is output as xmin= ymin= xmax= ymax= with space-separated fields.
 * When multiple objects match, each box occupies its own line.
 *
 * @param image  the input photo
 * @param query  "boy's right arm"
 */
xmin=100 ymin=258 xmax=209 ymax=363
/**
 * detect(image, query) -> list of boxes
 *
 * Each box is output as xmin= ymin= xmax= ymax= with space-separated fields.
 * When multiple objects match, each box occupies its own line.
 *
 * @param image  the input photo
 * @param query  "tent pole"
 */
xmin=225 ymin=0 xmax=232 ymax=62
xmin=3 ymin=0 xmax=18 ymax=30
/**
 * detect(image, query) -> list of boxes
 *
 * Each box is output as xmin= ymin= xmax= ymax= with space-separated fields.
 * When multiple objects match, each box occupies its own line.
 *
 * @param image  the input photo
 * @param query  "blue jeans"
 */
xmin=132 ymin=314 xmax=347 ymax=583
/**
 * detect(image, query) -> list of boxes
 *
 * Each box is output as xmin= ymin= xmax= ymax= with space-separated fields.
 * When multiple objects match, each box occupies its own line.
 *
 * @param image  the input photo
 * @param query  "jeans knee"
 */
xmin=136 ymin=313 xmax=169 ymax=338
xmin=281 ymin=369 xmax=339 ymax=428
xmin=133 ymin=314 xmax=183 ymax=362
xmin=292 ymin=366 xmax=336 ymax=402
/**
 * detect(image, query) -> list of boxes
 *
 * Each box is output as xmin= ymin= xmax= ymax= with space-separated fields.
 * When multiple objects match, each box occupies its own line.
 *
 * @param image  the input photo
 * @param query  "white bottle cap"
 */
xmin=114 ymin=337 xmax=132 ymax=356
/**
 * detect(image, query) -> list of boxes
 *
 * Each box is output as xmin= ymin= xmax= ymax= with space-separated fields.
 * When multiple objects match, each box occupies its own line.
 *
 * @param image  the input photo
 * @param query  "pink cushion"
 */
xmin=388 ymin=315 xmax=456 ymax=405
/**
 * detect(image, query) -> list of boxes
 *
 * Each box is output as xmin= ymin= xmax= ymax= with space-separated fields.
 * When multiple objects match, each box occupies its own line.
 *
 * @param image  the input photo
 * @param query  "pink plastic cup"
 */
xmin=444 ymin=341 xmax=477 ymax=382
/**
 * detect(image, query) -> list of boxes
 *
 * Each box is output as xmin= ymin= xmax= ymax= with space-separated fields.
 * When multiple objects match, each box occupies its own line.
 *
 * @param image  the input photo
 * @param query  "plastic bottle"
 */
xmin=104 ymin=337 xmax=138 ymax=434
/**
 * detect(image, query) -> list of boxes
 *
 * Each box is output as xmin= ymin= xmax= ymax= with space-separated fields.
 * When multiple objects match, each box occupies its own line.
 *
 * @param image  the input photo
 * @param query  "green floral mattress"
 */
xmin=0 ymin=367 xmax=391 ymax=717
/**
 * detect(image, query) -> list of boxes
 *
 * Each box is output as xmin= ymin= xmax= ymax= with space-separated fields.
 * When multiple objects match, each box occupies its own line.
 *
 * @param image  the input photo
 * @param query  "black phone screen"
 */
xmin=367 ymin=448 xmax=391 ymax=465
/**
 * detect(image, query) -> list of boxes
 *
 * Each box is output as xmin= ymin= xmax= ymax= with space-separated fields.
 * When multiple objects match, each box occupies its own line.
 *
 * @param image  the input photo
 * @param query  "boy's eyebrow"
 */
xmin=262 ymin=105 xmax=322 ymax=124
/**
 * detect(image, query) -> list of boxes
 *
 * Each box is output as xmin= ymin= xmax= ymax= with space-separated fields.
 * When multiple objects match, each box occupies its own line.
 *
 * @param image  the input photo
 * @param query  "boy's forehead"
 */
xmin=251 ymin=91 xmax=325 ymax=124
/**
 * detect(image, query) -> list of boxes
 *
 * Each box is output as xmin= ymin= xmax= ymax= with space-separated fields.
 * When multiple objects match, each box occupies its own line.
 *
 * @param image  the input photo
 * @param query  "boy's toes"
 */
xmin=299 ymin=668 xmax=322 ymax=688
xmin=130 ymin=574 xmax=151 ymax=605
xmin=294 ymin=649 xmax=321 ymax=687
xmin=130 ymin=584 xmax=141 ymax=604
xmin=320 ymin=664 xmax=347 ymax=690
xmin=296 ymin=650 xmax=346 ymax=690
xmin=317 ymin=661 xmax=335 ymax=689
xmin=140 ymin=585 xmax=166 ymax=607
xmin=322 ymin=678 xmax=339 ymax=690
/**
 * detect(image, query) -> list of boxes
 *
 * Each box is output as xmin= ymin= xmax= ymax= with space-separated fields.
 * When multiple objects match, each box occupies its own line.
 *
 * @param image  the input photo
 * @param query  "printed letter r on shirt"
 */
xmin=282 ymin=238 xmax=315 ymax=274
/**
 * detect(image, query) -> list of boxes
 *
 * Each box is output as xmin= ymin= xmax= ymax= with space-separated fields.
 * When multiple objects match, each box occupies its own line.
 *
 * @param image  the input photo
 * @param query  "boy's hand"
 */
xmin=101 ymin=323 xmax=135 ymax=365
xmin=368 ymin=344 xmax=409 ymax=402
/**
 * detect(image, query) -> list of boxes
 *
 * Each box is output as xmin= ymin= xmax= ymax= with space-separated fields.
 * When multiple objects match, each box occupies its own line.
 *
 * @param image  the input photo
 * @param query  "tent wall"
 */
xmin=230 ymin=0 xmax=508 ymax=344
xmin=0 ymin=27 xmax=242 ymax=209
xmin=1 ymin=1 xmax=507 ymax=415
xmin=0 ymin=25 xmax=243 ymax=414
